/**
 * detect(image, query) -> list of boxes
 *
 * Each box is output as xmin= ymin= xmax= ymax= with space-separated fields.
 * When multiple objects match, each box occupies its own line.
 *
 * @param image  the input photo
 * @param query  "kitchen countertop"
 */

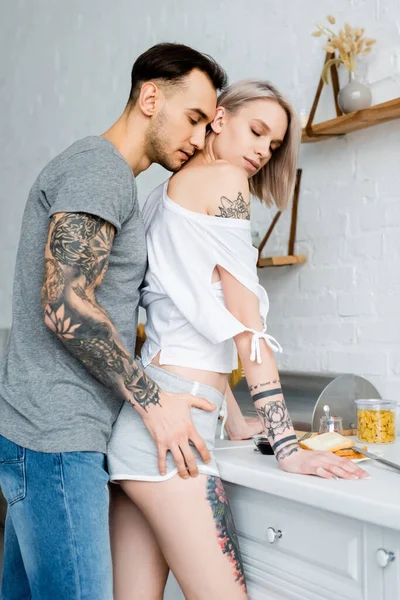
xmin=214 ymin=437 xmax=400 ymax=531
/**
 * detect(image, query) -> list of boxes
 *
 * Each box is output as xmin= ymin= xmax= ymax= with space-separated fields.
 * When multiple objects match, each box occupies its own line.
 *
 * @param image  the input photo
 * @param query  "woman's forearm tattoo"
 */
xmin=256 ymin=399 xmax=294 ymax=440
xmin=275 ymin=443 xmax=299 ymax=461
xmin=252 ymin=387 xmax=282 ymax=402
xmin=248 ymin=379 xmax=280 ymax=392
xmin=271 ymin=435 xmax=298 ymax=453
xmin=255 ymin=399 xmax=299 ymax=461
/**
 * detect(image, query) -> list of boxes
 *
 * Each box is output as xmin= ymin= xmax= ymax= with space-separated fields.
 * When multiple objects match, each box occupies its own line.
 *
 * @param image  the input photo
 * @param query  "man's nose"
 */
xmin=190 ymin=126 xmax=206 ymax=151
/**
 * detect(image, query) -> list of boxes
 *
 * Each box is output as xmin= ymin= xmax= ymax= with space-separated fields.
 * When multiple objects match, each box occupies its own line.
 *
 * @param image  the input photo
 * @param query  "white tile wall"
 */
xmin=1 ymin=0 xmax=399 ymax=396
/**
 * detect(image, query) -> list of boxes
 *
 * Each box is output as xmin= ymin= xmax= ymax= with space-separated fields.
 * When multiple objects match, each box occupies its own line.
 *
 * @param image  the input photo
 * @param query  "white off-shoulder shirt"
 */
xmin=140 ymin=180 xmax=281 ymax=374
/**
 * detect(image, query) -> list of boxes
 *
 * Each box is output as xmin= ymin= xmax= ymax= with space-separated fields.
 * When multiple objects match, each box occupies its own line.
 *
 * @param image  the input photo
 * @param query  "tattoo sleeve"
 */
xmin=41 ymin=212 xmax=160 ymax=412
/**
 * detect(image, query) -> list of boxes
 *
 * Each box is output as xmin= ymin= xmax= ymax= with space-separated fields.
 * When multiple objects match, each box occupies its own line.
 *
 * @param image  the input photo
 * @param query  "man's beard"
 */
xmin=146 ymin=111 xmax=181 ymax=172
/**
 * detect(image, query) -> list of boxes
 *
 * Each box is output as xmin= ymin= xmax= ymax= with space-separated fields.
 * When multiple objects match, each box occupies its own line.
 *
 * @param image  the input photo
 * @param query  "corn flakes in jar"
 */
xmin=355 ymin=399 xmax=397 ymax=444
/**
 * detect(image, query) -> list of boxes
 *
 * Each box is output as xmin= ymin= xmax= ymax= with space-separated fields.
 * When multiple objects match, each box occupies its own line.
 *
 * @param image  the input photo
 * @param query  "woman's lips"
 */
xmin=244 ymin=157 xmax=259 ymax=171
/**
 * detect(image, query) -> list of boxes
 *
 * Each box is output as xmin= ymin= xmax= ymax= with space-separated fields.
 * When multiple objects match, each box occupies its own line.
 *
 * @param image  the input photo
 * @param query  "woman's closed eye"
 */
xmin=270 ymin=144 xmax=281 ymax=153
xmin=189 ymin=117 xmax=199 ymax=125
xmin=251 ymin=128 xmax=261 ymax=137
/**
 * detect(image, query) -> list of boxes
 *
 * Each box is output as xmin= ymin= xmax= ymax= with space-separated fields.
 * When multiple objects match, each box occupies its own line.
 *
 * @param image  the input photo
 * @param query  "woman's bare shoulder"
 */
xmin=204 ymin=164 xmax=250 ymax=220
xmin=171 ymin=161 xmax=247 ymax=186
xmin=167 ymin=161 xmax=250 ymax=219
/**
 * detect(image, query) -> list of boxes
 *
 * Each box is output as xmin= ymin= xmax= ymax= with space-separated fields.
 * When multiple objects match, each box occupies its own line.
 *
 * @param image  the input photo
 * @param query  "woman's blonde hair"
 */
xmin=217 ymin=80 xmax=301 ymax=210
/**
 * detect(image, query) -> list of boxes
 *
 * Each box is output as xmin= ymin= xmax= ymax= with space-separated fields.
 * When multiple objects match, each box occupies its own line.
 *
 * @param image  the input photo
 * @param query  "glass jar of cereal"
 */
xmin=355 ymin=399 xmax=397 ymax=444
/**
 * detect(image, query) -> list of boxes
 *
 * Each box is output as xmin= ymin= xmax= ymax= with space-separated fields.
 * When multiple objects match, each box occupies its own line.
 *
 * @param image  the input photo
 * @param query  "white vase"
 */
xmin=338 ymin=72 xmax=372 ymax=114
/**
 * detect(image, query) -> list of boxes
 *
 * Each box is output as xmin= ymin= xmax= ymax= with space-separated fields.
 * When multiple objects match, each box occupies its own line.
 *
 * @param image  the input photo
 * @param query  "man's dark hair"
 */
xmin=128 ymin=43 xmax=227 ymax=106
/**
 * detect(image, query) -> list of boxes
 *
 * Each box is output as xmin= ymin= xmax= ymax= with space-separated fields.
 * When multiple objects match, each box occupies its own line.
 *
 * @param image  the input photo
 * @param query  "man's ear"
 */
xmin=210 ymin=106 xmax=226 ymax=134
xmin=137 ymin=82 xmax=163 ymax=117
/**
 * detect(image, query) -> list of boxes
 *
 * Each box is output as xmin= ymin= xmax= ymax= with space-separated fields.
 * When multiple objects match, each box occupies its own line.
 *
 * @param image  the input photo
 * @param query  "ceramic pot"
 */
xmin=338 ymin=72 xmax=372 ymax=114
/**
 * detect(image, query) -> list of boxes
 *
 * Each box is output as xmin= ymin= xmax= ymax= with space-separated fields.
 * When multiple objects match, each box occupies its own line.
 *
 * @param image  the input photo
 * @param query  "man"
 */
xmin=0 ymin=43 xmax=227 ymax=599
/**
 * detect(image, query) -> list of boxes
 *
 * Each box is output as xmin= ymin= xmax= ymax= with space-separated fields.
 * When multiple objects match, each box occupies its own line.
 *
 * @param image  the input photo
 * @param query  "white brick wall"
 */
xmin=0 ymin=0 xmax=399 ymax=397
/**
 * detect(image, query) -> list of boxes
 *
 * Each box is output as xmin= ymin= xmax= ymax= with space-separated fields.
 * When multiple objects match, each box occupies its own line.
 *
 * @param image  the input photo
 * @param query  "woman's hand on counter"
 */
xmin=277 ymin=448 xmax=370 ymax=480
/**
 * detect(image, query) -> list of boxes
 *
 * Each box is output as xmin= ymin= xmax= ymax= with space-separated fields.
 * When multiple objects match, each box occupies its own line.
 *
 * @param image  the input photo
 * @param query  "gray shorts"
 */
xmin=107 ymin=363 xmax=225 ymax=482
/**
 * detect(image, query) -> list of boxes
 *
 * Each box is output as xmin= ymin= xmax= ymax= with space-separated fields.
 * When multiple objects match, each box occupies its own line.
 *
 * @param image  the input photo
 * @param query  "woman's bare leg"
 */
xmin=109 ymin=485 xmax=169 ymax=600
xmin=120 ymin=475 xmax=248 ymax=600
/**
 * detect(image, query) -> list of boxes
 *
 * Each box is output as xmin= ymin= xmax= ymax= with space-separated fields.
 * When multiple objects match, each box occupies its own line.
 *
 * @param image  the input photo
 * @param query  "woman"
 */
xmin=135 ymin=317 xmax=263 ymax=442
xmin=108 ymin=80 xmax=368 ymax=600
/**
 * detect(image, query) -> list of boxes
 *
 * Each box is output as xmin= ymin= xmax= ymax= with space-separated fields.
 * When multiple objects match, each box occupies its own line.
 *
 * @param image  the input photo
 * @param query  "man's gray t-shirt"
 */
xmin=0 ymin=136 xmax=147 ymax=453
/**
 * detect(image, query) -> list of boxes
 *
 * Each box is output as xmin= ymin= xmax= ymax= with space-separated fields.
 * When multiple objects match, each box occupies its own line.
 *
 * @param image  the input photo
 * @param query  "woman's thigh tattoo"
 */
xmin=206 ymin=476 xmax=247 ymax=591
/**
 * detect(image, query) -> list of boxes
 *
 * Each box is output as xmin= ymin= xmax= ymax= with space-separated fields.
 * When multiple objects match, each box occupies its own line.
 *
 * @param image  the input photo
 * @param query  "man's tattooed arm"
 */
xmin=42 ymin=212 xmax=160 ymax=412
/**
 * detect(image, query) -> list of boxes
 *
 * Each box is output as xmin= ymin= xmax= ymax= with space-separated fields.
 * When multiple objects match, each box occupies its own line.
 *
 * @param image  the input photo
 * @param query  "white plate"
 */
xmin=351 ymin=449 xmax=384 ymax=463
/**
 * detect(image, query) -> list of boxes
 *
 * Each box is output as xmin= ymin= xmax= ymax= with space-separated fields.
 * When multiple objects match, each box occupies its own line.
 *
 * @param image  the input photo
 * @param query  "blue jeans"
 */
xmin=0 ymin=435 xmax=112 ymax=600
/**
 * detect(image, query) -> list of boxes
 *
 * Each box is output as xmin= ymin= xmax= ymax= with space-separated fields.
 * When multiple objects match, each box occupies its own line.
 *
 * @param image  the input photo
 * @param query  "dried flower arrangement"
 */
xmin=312 ymin=15 xmax=376 ymax=84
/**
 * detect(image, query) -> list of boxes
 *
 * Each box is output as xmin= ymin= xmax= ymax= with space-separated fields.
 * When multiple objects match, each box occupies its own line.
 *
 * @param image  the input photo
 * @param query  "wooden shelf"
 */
xmin=257 ymin=254 xmax=307 ymax=268
xmin=302 ymin=97 xmax=400 ymax=143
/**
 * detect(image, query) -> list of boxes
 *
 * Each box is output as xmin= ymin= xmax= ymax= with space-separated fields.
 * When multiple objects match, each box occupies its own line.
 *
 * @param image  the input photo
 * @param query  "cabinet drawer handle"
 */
xmin=266 ymin=527 xmax=283 ymax=544
xmin=376 ymin=548 xmax=396 ymax=568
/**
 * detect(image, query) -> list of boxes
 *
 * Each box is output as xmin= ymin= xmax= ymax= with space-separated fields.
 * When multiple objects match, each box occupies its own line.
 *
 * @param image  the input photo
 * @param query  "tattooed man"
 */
xmin=0 ymin=44 xmax=226 ymax=599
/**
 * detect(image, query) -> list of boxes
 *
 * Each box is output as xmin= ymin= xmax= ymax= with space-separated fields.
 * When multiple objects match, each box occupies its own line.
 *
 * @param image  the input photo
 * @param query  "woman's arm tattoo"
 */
xmin=271 ymin=434 xmax=298 ymax=453
xmin=248 ymin=379 xmax=280 ymax=392
xmin=216 ymin=192 xmax=250 ymax=220
xmin=255 ymin=396 xmax=300 ymax=461
xmin=252 ymin=388 xmax=282 ymax=402
xmin=255 ymin=399 xmax=294 ymax=440
xmin=275 ymin=443 xmax=299 ymax=461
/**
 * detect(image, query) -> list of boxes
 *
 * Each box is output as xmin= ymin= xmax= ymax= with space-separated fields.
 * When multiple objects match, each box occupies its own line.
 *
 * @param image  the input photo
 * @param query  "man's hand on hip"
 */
xmin=141 ymin=391 xmax=216 ymax=479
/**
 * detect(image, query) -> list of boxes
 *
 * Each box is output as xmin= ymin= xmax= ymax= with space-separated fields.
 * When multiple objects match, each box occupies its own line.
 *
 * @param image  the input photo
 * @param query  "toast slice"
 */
xmin=299 ymin=432 xmax=354 ymax=453
xmin=334 ymin=446 xmax=367 ymax=460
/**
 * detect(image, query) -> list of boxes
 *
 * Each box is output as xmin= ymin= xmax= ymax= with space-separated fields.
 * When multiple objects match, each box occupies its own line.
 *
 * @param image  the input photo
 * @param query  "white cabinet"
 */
xmin=381 ymin=528 xmax=400 ymax=600
xmin=224 ymin=482 xmax=398 ymax=600
xmin=226 ymin=482 xmax=371 ymax=600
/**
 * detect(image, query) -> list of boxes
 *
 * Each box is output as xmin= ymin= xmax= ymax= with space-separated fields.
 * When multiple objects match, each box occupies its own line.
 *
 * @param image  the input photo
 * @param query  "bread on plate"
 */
xmin=299 ymin=432 xmax=354 ymax=452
